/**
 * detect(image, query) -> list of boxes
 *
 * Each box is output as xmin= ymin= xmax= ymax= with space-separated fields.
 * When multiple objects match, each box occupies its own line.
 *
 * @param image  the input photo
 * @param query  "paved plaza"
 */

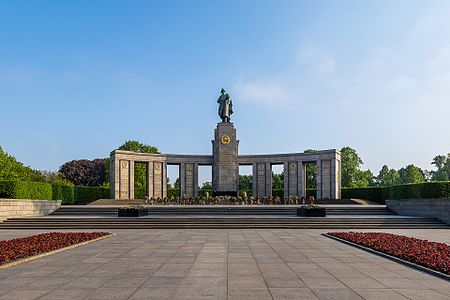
xmin=0 ymin=229 xmax=449 ymax=300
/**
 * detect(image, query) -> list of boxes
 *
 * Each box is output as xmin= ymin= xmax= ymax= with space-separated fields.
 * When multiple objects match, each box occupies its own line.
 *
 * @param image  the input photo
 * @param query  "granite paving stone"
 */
xmin=0 ymin=228 xmax=448 ymax=299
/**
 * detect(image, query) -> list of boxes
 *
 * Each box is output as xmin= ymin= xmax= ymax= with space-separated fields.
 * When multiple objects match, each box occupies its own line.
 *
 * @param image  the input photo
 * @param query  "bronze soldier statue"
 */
xmin=217 ymin=88 xmax=233 ymax=122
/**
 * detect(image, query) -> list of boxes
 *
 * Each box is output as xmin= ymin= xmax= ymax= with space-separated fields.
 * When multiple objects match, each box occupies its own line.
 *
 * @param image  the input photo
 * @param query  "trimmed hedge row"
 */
xmin=0 ymin=181 xmax=109 ymax=205
xmin=342 ymin=181 xmax=450 ymax=204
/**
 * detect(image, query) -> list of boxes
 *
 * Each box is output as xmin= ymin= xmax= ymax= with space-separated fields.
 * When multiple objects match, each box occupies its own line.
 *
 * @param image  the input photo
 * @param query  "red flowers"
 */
xmin=328 ymin=232 xmax=450 ymax=275
xmin=0 ymin=232 xmax=110 ymax=266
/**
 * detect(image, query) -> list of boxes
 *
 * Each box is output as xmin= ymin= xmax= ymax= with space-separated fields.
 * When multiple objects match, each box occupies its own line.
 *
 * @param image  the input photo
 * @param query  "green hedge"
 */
xmin=0 ymin=180 xmax=109 ymax=204
xmin=73 ymin=186 xmax=109 ymax=204
xmin=384 ymin=182 xmax=450 ymax=200
xmin=342 ymin=187 xmax=384 ymax=204
xmin=341 ymin=182 xmax=450 ymax=204
xmin=0 ymin=181 xmax=52 ymax=199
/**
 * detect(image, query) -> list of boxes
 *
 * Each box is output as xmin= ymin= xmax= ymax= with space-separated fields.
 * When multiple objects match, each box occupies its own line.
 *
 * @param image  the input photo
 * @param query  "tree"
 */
xmin=239 ymin=175 xmax=252 ymax=190
xmin=398 ymin=164 xmax=425 ymax=184
xmin=431 ymin=154 xmax=450 ymax=181
xmin=376 ymin=165 xmax=400 ymax=186
xmin=304 ymin=149 xmax=317 ymax=188
xmin=340 ymin=147 xmax=364 ymax=187
xmin=117 ymin=140 xmax=160 ymax=198
xmin=354 ymin=169 xmax=375 ymax=187
xmin=272 ymin=173 xmax=284 ymax=190
xmin=118 ymin=140 xmax=159 ymax=154
xmin=59 ymin=159 xmax=107 ymax=186
xmin=0 ymin=146 xmax=38 ymax=181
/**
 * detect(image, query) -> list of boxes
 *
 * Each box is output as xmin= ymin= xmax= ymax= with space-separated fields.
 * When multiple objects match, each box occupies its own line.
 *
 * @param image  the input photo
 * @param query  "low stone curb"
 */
xmin=322 ymin=233 xmax=450 ymax=282
xmin=0 ymin=233 xmax=114 ymax=269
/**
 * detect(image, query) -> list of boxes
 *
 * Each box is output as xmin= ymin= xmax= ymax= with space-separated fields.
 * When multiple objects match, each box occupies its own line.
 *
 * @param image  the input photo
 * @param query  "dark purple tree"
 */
xmin=59 ymin=159 xmax=107 ymax=186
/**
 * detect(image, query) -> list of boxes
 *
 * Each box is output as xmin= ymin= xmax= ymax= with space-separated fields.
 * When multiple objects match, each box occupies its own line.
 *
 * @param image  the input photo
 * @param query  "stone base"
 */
xmin=297 ymin=207 xmax=326 ymax=217
xmin=118 ymin=208 xmax=148 ymax=217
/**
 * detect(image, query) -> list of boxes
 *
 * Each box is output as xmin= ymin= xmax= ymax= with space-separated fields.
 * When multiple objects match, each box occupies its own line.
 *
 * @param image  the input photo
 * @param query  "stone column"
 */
xmin=283 ymin=162 xmax=289 ymax=198
xmin=321 ymin=160 xmax=331 ymax=199
xmin=110 ymin=155 xmax=120 ymax=199
xmin=297 ymin=162 xmax=305 ymax=198
xmin=193 ymin=163 xmax=199 ymax=198
xmin=146 ymin=161 xmax=154 ymax=198
xmin=212 ymin=122 xmax=239 ymax=196
xmin=153 ymin=162 xmax=163 ymax=198
xmin=316 ymin=160 xmax=322 ymax=200
xmin=265 ymin=162 xmax=272 ymax=197
xmin=162 ymin=162 xmax=167 ymax=198
xmin=180 ymin=163 xmax=186 ymax=197
xmin=330 ymin=156 xmax=341 ymax=199
xmin=119 ymin=160 xmax=130 ymax=199
xmin=180 ymin=163 xmax=198 ymax=198
xmin=287 ymin=161 xmax=298 ymax=197
xmin=129 ymin=160 xmax=135 ymax=199
xmin=252 ymin=163 xmax=258 ymax=197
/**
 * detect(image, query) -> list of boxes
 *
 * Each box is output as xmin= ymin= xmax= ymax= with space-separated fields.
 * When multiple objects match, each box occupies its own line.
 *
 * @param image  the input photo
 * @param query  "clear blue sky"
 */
xmin=1 ymin=0 xmax=450 ymax=183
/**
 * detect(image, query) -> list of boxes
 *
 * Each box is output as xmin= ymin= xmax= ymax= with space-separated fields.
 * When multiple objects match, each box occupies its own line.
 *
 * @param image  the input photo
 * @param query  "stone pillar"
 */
xmin=162 ymin=162 xmax=167 ymax=198
xmin=287 ymin=161 xmax=298 ymax=197
xmin=321 ymin=160 xmax=331 ymax=199
xmin=146 ymin=161 xmax=154 ymax=198
xmin=129 ymin=160 xmax=135 ymax=199
xmin=316 ymin=160 xmax=322 ymax=200
xmin=193 ymin=163 xmax=199 ymax=198
xmin=180 ymin=163 xmax=186 ymax=197
xmin=330 ymin=158 xmax=341 ymax=199
xmin=110 ymin=155 xmax=120 ymax=199
xmin=254 ymin=163 xmax=266 ymax=198
xmin=297 ymin=162 xmax=305 ymax=198
xmin=212 ymin=122 xmax=239 ymax=196
xmin=265 ymin=162 xmax=272 ymax=197
xmin=153 ymin=161 xmax=163 ymax=198
xmin=252 ymin=163 xmax=258 ymax=197
xmin=283 ymin=162 xmax=289 ymax=198
xmin=119 ymin=160 xmax=130 ymax=199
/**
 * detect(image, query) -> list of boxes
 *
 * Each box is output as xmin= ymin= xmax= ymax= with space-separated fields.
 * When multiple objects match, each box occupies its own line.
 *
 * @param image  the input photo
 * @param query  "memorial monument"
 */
xmin=110 ymin=89 xmax=341 ymax=200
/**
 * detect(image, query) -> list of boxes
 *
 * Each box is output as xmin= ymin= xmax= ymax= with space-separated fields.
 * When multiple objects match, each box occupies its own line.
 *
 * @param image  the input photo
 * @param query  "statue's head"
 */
xmin=221 ymin=88 xmax=226 ymax=94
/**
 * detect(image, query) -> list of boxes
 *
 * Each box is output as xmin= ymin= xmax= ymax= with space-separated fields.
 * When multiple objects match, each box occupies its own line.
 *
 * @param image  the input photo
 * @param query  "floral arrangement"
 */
xmin=0 ymin=232 xmax=110 ymax=266
xmin=328 ymin=232 xmax=450 ymax=275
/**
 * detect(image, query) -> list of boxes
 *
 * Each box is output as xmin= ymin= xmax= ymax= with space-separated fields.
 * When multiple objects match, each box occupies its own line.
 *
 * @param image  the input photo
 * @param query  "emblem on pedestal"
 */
xmin=221 ymin=135 xmax=231 ymax=145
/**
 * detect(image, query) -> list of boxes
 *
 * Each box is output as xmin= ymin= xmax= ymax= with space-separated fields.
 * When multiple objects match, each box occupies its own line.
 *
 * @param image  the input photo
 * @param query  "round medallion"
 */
xmin=121 ymin=161 xmax=128 ymax=168
xmin=221 ymin=135 xmax=231 ymax=145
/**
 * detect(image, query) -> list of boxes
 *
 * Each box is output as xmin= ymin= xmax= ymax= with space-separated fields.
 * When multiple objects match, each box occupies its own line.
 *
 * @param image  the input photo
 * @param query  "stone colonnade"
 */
xmin=110 ymin=150 xmax=341 ymax=200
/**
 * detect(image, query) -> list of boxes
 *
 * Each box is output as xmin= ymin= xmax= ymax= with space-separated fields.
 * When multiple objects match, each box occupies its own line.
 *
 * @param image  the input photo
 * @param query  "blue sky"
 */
xmin=1 ymin=0 xmax=450 ymax=183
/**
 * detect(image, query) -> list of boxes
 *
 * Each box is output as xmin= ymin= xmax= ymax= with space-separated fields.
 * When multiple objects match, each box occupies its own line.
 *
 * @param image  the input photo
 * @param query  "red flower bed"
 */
xmin=0 ymin=232 xmax=110 ymax=266
xmin=328 ymin=232 xmax=450 ymax=275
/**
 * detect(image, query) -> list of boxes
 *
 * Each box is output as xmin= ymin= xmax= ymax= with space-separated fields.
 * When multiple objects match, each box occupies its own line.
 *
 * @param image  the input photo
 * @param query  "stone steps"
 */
xmin=51 ymin=206 xmax=395 ymax=216
xmin=0 ymin=216 xmax=447 ymax=229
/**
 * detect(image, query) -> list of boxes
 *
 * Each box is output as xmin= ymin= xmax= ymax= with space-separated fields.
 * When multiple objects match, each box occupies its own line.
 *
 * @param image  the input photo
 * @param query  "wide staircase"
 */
xmin=0 ymin=205 xmax=447 ymax=229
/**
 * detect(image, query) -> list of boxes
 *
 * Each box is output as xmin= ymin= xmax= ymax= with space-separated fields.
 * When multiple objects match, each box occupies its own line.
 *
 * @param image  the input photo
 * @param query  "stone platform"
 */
xmin=0 ymin=229 xmax=448 ymax=299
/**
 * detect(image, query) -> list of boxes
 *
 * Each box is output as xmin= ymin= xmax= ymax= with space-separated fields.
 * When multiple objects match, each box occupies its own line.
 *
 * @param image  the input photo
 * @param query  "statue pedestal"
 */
xmin=212 ymin=122 xmax=239 ymax=197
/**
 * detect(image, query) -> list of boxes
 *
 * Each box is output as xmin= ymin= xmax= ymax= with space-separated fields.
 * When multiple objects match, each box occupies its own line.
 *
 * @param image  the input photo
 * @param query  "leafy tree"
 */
xmin=354 ymin=169 xmax=375 ymax=187
xmin=117 ymin=140 xmax=160 ymax=198
xmin=431 ymin=154 xmax=450 ymax=181
xmin=376 ymin=165 xmax=400 ymax=186
xmin=40 ymin=171 xmax=74 ymax=186
xmin=59 ymin=159 xmax=107 ymax=186
xmin=173 ymin=177 xmax=180 ymax=190
xmin=398 ymin=164 xmax=425 ymax=184
xmin=239 ymin=175 xmax=252 ymax=190
xmin=118 ymin=140 xmax=159 ymax=154
xmin=304 ymin=149 xmax=317 ymax=188
xmin=340 ymin=147 xmax=364 ymax=187
xmin=0 ymin=146 xmax=36 ymax=181
xmin=272 ymin=173 xmax=284 ymax=189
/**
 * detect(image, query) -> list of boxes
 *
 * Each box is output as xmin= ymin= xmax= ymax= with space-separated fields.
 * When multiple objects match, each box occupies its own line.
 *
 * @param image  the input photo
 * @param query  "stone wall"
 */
xmin=386 ymin=199 xmax=450 ymax=224
xmin=0 ymin=199 xmax=61 ymax=222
